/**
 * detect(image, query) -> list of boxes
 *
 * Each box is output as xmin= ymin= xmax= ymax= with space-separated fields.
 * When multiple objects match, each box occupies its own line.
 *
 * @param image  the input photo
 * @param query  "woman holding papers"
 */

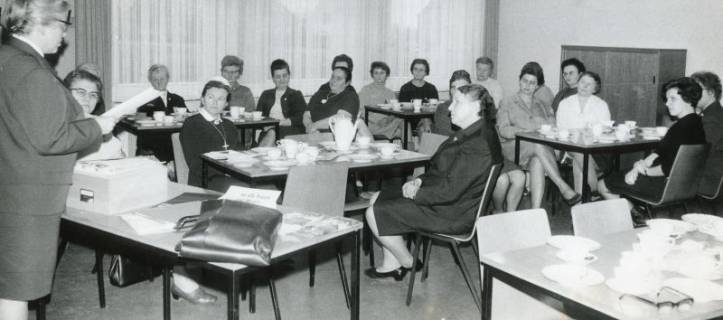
xmin=0 ymin=1 xmax=115 ymax=319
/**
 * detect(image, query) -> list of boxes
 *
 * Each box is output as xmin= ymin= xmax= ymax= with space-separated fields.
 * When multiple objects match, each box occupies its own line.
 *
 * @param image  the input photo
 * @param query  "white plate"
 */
xmin=682 ymin=213 xmax=723 ymax=235
xmin=136 ymin=119 xmax=157 ymax=126
xmin=372 ymin=142 xmax=398 ymax=150
xmin=606 ymin=278 xmax=660 ymax=295
xmin=541 ymin=264 xmax=604 ymax=287
xmin=250 ymin=147 xmax=277 ymax=154
xmin=379 ymin=154 xmax=395 ymax=160
xmin=646 ymin=219 xmax=695 ymax=237
xmin=347 ymin=153 xmax=378 ymax=163
xmin=264 ymin=160 xmax=297 ymax=170
xmin=547 ymin=235 xmax=601 ymax=251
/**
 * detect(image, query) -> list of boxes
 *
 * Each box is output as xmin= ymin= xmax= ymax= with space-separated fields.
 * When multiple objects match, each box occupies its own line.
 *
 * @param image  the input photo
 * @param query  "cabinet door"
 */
xmin=603 ymin=51 xmax=659 ymax=127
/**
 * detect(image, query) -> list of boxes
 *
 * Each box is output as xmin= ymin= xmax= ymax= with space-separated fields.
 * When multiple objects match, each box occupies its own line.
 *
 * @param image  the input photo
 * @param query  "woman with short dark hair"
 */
xmin=523 ymin=61 xmax=554 ymax=108
xmin=692 ymin=71 xmax=723 ymax=196
xmin=358 ymin=61 xmax=401 ymax=139
xmin=256 ymin=59 xmax=307 ymax=144
xmin=398 ymin=58 xmax=439 ymax=103
xmin=598 ymin=77 xmax=706 ymax=200
xmin=304 ymin=66 xmax=360 ymax=133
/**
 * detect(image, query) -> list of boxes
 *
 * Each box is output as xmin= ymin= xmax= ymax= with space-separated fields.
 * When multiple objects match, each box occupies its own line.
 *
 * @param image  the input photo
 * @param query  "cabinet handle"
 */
xmin=653 ymin=76 xmax=656 ymax=84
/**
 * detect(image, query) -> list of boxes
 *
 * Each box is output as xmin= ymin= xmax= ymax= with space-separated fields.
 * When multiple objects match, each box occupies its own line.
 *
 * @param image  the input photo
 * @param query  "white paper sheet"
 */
xmin=220 ymin=186 xmax=281 ymax=209
xmin=104 ymin=87 xmax=161 ymax=119
xmin=120 ymin=212 xmax=175 ymax=235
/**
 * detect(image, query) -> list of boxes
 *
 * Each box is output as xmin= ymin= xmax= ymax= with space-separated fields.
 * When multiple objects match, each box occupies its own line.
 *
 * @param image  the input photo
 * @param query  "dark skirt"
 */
xmin=373 ymin=188 xmax=473 ymax=236
xmin=0 ymin=184 xmax=67 ymax=300
xmin=605 ymin=169 xmax=666 ymax=202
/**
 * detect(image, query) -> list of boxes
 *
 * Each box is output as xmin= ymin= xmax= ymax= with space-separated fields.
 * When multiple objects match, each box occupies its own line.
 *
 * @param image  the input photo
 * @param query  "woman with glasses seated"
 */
xmin=598 ymin=77 xmax=706 ymax=202
xmin=64 ymin=69 xmax=126 ymax=161
xmin=365 ymin=84 xmax=502 ymax=280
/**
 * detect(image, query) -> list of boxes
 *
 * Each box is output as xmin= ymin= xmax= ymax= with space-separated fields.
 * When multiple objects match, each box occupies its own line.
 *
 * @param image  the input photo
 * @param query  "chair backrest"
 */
xmin=418 ymin=132 xmax=448 ymax=156
xmin=449 ymin=163 xmax=502 ymax=241
xmin=285 ymin=132 xmax=334 ymax=145
xmin=477 ymin=208 xmax=551 ymax=255
xmin=171 ymin=133 xmax=189 ymax=184
xmin=413 ymin=132 xmax=448 ymax=177
xmin=658 ymin=144 xmax=709 ymax=204
xmin=571 ymin=199 xmax=633 ymax=239
xmin=698 ymin=147 xmax=723 ymax=199
xmin=282 ymin=163 xmax=348 ymax=217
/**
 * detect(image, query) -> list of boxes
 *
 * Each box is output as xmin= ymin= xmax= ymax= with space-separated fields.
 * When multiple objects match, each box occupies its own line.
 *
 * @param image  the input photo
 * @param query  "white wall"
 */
xmin=497 ymin=0 xmax=723 ymax=96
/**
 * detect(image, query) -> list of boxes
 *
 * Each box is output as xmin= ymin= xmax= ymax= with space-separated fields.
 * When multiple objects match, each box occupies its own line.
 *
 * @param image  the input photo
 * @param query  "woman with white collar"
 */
xmin=180 ymin=78 xmax=241 ymax=191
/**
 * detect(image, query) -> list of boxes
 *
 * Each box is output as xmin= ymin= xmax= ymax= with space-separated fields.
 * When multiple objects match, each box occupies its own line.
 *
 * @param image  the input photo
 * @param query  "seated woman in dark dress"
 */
xmin=257 ymin=59 xmax=307 ymax=146
xmin=598 ymin=77 xmax=706 ymax=201
xmin=303 ymin=66 xmax=360 ymax=133
xmin=365 ymin=84 xmax=503 ymax=279
xmin=180 ymin=79 xmax=242 ymax=191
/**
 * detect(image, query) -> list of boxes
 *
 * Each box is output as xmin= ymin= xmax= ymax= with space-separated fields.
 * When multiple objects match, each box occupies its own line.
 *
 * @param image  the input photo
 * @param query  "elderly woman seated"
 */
xmin=304 ymin=66 xmax=360 ymax=133
xmin=365 ymin=84 xmax=502 ymax=279
xmin=598 ymin=77 xmax=706 ymax=204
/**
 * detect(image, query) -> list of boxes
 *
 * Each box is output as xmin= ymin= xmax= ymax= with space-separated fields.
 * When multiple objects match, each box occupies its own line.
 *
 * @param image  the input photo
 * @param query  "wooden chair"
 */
xmin=571 ymin=199 xmax=633 ymax=239
xmin=405 ymin=163 xmax=502 ymax=310
xmin=623 ymin=144 xmax=709 ymax=217
xmin=171 ymin=133 xmax=189 ymax=184
xmin=477 ymin=209 xmax=568 ymax=319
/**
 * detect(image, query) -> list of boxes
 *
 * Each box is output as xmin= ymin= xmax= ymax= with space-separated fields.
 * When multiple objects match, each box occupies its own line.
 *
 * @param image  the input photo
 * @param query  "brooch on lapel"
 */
xmin=321 ymin=99 xmax=327 ymax=104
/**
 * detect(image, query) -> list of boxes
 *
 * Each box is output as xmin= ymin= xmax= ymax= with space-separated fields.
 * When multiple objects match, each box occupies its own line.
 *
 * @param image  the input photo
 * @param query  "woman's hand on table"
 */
xmin=402 ymin=178 xmax=422 ymax=199
xmin=280 ymin=119 xmax=292 ymax=126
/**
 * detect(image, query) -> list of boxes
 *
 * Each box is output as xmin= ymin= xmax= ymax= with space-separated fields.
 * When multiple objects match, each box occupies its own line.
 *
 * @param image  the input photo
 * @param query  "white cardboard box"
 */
xmin=67 ymin=158 xmax=169 ymax=215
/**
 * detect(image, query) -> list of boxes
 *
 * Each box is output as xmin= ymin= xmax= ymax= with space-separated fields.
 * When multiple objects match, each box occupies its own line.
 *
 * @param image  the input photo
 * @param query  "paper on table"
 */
xmin=120 ymin=212 xmax=175 ymax=235
xmin=103 ymin=87 xmax=161 ymax=119
xmin=220 ymin=186 xmax=281 ymax=209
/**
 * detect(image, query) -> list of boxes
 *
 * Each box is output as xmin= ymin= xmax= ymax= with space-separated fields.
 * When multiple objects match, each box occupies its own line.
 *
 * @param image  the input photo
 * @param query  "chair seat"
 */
xmin=344 ymin=199 xmax=370 ymax=212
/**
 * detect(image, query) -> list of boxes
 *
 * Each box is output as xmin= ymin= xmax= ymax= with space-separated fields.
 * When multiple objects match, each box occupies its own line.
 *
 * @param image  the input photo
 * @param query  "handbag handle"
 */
xmin=174 ymin=215 xmax=200 ymax=231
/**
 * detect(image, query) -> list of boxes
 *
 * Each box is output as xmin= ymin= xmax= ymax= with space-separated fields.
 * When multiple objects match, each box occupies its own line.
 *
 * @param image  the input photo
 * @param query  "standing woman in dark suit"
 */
xmin=0 ymin=1 xmax=114 ymax=319
xmin=364 ymin=84 xmax=502 ymax=279
xmin=257 ymin=59 xmax=307 ymax=146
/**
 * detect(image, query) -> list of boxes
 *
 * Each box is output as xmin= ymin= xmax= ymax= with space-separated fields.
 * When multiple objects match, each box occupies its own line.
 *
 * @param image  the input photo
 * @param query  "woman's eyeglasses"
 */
xmin=619 ymin=286 xmax=694 ymax=314
xmin=70 ymin=88 xmax=100 ymax=100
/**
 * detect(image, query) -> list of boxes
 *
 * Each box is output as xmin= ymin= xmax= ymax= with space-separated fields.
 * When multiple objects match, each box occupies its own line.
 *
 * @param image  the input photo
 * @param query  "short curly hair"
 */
xmin=691 ymin=71 xmax=722 ymax=101
xmin=662 ymin=77 xmax=702 ymax=107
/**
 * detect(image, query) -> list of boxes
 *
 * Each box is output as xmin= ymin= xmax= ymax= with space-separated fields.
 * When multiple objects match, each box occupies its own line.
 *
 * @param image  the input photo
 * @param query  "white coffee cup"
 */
xmin=557 ymin=129 xmax=570 ymax=140
xmin=267 ymin=148 xmax=282 ymax=160
xmin=412 ymin=99 xmax=422 ymax=109
xmin=357 ymin=136 xmax=371 ymax=149
xmin=625 ymin=120 xmax=637 ymax=129
xmin=163 ymin=115 xmax=175 ymax=124
xmin=380 ymin=145 xmax=395 ymax=157
xmin=303 ymin=146 xmax=320 ymax=160
xmin=153 ymin=111 xmax=165 ymax=122
xmin=615 ymin=129 xmax=628 ymax=141
xmin=591 ymin=124 xmax=603 ymax=137
xmin=230 ymin=106 xmax=242 ymax=119
xmin=540 ymin=124 xmax=552 ymax=133
xmin=277 ymin=139 xmax=299 ymax=159
xmin=252 ymin=111 xmax=263 ymax=120
xmin=429 ymin=98 xmax=439 ymax=105
xmin=174 ymin=107 xmax=187 ymax=115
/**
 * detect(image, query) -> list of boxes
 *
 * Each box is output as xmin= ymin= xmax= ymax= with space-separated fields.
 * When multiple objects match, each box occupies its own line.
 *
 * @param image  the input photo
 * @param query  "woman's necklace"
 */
xmin=322 ymin=91 xmax=337 ymax=104
xmin=207 ymin=119 xmax=229 ymax=150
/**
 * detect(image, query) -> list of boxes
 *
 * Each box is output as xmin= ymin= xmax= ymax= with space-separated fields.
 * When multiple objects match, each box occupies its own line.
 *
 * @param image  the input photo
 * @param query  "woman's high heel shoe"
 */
xmin=171 ymin=283 xmax=217 ymax=304
xmin=364 ymin=259 xmax=424 ymax=281
xmin=564 ymin=193 xmax=582 ymax=206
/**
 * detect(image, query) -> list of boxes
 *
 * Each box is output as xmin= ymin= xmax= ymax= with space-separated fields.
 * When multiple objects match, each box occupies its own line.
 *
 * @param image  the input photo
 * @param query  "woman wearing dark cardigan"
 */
xmin=180 ymin=79 xmax=241 ymax=191
xmin=257 ymin=59 xmax=307 ymax=145
xmin=303 ymin=66 xmax=360 ymax=132
xmin=365 ymin=84 xmax=502 ymax=279
xmin=598 ymin=77 xmax=706 ymax=202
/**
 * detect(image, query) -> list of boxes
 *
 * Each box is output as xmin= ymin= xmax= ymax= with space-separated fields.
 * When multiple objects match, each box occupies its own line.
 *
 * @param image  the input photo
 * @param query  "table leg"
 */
xmin=163 ymin=267 xmax=171 ymax=320
xmin=351 ymin=230 xmax=360 ymax=320
xmin=95 ymin=250 xmax=106 ymax=308
xmin=201 ymin=160 xmax=208 ymax=188
xmin=403 ymin=120 xmax=409 ymax=150
xmin=240 ymin=129 xmax=246 ymax=149
xmin=364 ymin=110 xmax=369 ymax=126
xmin=514 ymin=137 xmax=520 ymax=165
xmin=227 ymin=271 xmax=239 ymax=320
xmin=274 ymin=124 xmax=280 ymax=143
xmin=582 ymin=152 xmax=590 ymax=202
xmin=481 ymin=267 xmax=492 ymax=320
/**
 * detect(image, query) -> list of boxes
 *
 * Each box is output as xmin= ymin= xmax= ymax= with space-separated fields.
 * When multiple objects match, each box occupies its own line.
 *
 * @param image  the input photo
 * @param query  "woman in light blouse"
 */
xmin=358 ymin=61 xmax=401 ymax=140
xmin=556 ymin=71 xmax=611 ymax=194
xmin=497 ymin=63 xmax=581 ymax=208
xmin=257 ymin=59 xmax=307 ymax=146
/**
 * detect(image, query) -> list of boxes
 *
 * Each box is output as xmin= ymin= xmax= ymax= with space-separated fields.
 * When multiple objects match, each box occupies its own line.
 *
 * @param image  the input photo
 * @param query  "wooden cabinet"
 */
xmin=561 ymin=46 xmax=686 ymax=126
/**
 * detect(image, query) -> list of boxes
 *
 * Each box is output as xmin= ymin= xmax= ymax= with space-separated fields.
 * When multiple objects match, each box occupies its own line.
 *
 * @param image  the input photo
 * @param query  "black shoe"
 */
xmin=565 ymin=193 xmax=582 ymax=206
xmin=365 ymin=259 xmax=424 ymax=281
xmin=631 ymin=205 xmax=648 ymax=228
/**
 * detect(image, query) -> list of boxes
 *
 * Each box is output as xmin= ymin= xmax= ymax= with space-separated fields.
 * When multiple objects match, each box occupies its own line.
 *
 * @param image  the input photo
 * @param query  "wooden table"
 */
xmin=514 ymin=131 xmax=659 ymax=202
xmin=363 ymin=105 xmax=435 ymax=150
xmin=481 ymin=228 xmax=723 ymax=320
xmin=60 ymin=183 xmax=362 ymax=320
xmin=117 ymin=116 xmax=281 ymax=154
xmin=201 ymin=148 xmax=431 ymax=187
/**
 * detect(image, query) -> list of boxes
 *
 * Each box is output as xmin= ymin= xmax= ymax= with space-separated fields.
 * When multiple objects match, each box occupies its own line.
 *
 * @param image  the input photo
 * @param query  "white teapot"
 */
xmin=328 ymin=115 xmax=359 ymax=151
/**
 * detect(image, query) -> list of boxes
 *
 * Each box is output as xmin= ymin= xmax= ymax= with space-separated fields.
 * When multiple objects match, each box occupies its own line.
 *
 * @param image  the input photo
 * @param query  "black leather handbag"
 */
xmin=176 ymin=200 xmax=282 ymax=266
xmin=108 ymin=254 xmax=159 ymax=287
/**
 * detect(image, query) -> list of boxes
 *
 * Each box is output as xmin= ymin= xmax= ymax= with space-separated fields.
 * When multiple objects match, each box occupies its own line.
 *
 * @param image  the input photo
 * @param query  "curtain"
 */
xmin=483 ymin=0 xmax=499 ymax=77
xmin=111 ymin=0 xmax=486 ymax=101
xmin=75 ymin=0 xmax=113 ymax=105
